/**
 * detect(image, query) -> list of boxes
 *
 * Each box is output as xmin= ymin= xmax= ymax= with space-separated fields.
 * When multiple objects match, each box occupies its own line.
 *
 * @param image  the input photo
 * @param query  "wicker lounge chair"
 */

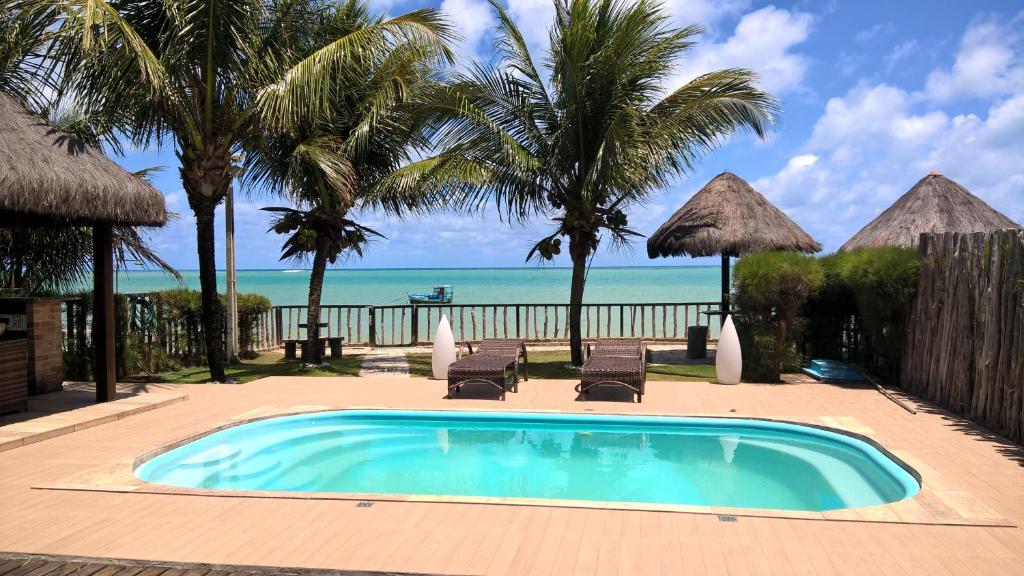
xmin=576 ymin=338 xmax=646 ymax=403
xmin=446 ymin=339 xmax=528 ymax=400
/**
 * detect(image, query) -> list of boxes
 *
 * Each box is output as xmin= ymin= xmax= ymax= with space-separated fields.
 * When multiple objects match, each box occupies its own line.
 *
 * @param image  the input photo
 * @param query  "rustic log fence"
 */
xmin=902 ymin=230 xmax=1024 ymax=443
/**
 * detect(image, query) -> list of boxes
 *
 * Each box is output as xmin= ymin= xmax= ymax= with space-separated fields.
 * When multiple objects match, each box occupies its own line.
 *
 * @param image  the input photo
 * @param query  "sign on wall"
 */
xmin=0 ymin=314 xmax=27 ymax=331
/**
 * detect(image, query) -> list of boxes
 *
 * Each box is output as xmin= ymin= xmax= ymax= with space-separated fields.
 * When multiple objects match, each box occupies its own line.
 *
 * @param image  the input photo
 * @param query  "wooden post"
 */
xmin=410 ymin=305 xmax=419 ymax=345
xmin=368 ymin=306 xmax=377 ymax=348
xmin=721 ymin=254 xmax=731 ymax=329
xmin=92 ymin=224 xmax=115 ymax=403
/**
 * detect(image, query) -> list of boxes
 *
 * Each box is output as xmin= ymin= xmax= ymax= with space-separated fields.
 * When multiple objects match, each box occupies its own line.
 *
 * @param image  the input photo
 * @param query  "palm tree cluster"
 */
xmin=2 ymin=0 xmax=776 ymax=375
xmin=391 ymin=0 xmax=777 ymax=364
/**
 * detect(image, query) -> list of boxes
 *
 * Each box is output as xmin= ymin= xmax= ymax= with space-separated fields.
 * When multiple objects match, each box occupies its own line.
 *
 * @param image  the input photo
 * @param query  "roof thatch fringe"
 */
xmin=647 ymin=172 xmax=821 ymax=258
xmin=840 ymin=172 xmax=1020 ymax=252
xmin=0 ymin=93 xmax=167 ymax=226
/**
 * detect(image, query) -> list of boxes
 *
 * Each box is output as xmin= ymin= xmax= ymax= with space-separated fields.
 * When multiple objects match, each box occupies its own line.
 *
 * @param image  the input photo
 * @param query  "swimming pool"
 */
xmin=135 ymin=410 xmax=920 ymax=512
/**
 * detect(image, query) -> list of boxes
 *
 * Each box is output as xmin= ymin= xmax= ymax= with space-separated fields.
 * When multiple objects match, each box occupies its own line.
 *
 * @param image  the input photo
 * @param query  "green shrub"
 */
xmin=63 ymin=288 xmax=273 ymax=378
xmin=734 ymin=252 xmax=825 ymax=317
xmin=735 ymin=316 xmax=779 ymax=382
xmin=807 ymin=246 xmax=920 ymax=381
xmin=733 ymin=252 xmax=824 ymax=381
xmin=237 ymin=293 xmax=272 ymax=358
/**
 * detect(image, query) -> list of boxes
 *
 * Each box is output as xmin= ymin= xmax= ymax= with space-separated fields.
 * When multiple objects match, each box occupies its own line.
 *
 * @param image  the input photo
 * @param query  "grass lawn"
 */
xmin=408 ymin=350 xmax=716 ymax=382
xmin=130 ymin=351 xmax=363 ymax=384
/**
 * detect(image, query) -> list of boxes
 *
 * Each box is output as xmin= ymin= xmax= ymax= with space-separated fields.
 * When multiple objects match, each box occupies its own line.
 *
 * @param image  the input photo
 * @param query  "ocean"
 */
xmin=115 ymin=266 xmax=724 ymax=306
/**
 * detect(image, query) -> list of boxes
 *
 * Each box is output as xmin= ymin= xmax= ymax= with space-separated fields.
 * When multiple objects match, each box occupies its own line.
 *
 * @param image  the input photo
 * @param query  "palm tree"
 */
xmin=0 ymin=8 xmax=52 ymax=108
xmin=22 ymin=0 xmax=453 ymax=380
xmin=390 ymin=0 xmax=778 ymax=365
xmin=248 ymin=1 xmax=439 ymax=364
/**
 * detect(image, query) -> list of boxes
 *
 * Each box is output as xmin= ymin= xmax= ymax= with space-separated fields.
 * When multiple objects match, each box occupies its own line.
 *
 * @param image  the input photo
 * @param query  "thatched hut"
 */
xmin=0 ymin=93 xmax=168 ymax=402
xmin=647 ymin=172 xmax=821 ymax=321
xmin=840 ymin=172 xmax=1020 ymax=251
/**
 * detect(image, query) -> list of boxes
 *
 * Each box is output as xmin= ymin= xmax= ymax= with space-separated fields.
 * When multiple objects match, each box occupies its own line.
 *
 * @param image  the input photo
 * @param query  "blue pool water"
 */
xmin=135 ymin=410 xmax=920 ymax=511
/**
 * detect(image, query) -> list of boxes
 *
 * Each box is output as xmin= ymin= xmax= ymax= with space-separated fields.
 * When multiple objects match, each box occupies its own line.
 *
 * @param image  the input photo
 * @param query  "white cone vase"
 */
xmin=716 ymin=315 xmax=742 ymax=384
xmin=432 ymin=314 xmax=457 ymax=380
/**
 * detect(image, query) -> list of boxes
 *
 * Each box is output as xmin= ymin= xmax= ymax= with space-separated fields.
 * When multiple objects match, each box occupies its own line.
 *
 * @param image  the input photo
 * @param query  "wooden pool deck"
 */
xmin=1 ymin=375 xmax=1023 ymax=575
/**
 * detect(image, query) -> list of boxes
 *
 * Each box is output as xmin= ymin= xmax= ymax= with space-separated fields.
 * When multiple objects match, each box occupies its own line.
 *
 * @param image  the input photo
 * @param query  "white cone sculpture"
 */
xmin=716 ymin=315 xmax=742 ymax=384
xmin=432 ymin=314 xmax=457 ymax=380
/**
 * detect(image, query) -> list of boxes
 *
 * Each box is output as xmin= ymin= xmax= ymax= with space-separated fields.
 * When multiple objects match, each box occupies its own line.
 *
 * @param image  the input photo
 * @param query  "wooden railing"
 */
xmin=61 ymin=299 xmax=722 ymax=367
xmin=262 ymin=302 xmax=721 ymax=348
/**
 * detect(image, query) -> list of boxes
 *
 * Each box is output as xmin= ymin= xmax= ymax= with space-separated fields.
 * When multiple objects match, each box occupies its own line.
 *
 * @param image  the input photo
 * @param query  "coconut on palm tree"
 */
xmin=24 ymin=0 xmax=453 ymax=380
xmin=247 ymin=1 xmax=443 ymax=364
xmin=389 ymin=0 xmax=778 ymax=365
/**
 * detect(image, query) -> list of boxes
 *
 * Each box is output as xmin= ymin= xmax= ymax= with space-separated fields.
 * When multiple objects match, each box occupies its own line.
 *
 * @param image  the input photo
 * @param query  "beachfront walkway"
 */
xmin=1 ymin=375 xmax=1023 ymax=575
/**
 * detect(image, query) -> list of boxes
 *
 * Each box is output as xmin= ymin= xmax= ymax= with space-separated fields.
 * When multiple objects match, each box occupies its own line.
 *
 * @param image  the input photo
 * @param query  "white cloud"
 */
xmin=663 ymin=0 xmax=751 ymax=31
xmin=755 ymin=85 xmax=1023 ymax=252
xmin=748 ymin=13 xmax=1024 ymax=252
xmin=854 ymin=22 xmax=894 ymax=45
xmin=441 ymin=0 xmax=496 ymax=60
xmin=810 ymin=84 xmax=948 ymax=164
xmin=884 ymin=39 xmax=918 ymax=70
xmin=670 ymin=6 xmax=814 ymax=95
xmin=924 ymin=14 xmax=1023 ymax=102
xmin=504 ymin=0 xmax=555 ymax=56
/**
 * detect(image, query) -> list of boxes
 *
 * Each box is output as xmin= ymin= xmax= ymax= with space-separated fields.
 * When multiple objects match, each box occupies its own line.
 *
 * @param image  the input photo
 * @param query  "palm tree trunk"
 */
xmin=181 ymin=141 xmax=232 ymax=382
xmin=568 ymin=236 xmax=589 ymax=366
xmin=304 ymin=248 xmax=329 ymax=364
xmin=194 ymin=202 xmax=226 ymax=381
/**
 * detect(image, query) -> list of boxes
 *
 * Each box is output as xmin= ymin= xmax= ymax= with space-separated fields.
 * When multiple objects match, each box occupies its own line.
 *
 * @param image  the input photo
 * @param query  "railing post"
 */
xmin=368 ymin=306 xmax=377 ymax=349
xmin=64 ymin=301 xmax=74 ymax=353
xmin=410 ymin=305 xmax=419 ymax=346
xmin=274 ymin=307 xmax=283 ymax=346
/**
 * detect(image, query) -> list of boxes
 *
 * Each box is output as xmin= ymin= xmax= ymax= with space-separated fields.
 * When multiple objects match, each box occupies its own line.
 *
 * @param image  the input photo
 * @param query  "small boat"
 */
xmin=408 ymin=284 xmax=454 ymax=304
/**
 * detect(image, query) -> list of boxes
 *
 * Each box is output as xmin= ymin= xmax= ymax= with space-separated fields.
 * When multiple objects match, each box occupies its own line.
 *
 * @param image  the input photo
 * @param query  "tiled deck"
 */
xmin=0 ymin=383 xmax=187 ymax=453
xmin=1 ymin=375 xmax=1023 ymax=575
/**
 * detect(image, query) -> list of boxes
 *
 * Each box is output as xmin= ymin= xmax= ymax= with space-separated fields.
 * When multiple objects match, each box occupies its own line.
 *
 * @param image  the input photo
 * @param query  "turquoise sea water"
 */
xmin=116 ymin=266 xmax=723 ymax=305
xmin=136 ymin=410 xmax=920 ymax=511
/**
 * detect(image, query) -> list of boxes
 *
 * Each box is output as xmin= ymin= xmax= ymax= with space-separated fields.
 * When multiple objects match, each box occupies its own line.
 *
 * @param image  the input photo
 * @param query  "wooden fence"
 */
xmin=902 ymin=230 xmax=1024 ymax=443
xmin=267 ymin=302 xmax=721 ymax=348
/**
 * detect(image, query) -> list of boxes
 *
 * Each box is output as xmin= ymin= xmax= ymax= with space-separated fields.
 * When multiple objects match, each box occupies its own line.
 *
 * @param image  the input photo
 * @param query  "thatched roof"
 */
xmin=840 ymin=172 xmax=1020 ymax=252
xmin=647 ymin=171 xmax=821 ymax=258
xmin=0 ymin=93 xmax=167 ymax=226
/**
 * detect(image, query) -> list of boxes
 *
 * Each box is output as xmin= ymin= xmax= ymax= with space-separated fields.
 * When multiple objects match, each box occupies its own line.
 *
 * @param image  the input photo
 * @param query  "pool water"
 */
xmin=135 ymin=410 xmax=920 ymax=512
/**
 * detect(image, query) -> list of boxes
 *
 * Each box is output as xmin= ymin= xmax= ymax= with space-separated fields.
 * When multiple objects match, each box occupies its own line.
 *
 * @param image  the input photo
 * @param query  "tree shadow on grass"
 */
xmin=124 ymin=353 xmax=363 ymax=384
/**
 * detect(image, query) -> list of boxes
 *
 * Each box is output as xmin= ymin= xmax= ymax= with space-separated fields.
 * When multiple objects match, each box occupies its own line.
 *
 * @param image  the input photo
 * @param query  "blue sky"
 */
xmin=114 ymin=0 xmax=1024 ymax=270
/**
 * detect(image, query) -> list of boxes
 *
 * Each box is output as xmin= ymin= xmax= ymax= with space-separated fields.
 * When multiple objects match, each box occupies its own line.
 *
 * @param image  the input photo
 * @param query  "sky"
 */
xmin=113 ymin=0 xmax=1024 ymax=270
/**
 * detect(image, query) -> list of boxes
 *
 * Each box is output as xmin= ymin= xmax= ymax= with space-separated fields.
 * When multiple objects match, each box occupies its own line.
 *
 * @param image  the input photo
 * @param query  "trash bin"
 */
xmin=687 ymin=325 xmax=708 ymax=359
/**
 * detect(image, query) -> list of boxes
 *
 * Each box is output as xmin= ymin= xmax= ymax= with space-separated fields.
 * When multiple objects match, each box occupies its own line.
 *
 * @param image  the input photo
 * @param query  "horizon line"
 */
xmin=119 ymin=263 xmax=725 ymax=273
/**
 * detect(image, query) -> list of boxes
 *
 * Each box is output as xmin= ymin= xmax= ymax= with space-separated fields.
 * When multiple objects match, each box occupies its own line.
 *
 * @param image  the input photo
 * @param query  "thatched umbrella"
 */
xmin=0 ymin=93 xmax=168 ymax=402
xmin=647 ymin=172 xmax=821 ymax=323
xmin=840 ymin=172 xmax=1020 ymax=251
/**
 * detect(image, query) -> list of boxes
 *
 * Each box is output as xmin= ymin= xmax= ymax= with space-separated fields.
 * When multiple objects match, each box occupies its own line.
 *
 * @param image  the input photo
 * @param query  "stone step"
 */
xmin=359 ymin=353 xmax=410 ymax=377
